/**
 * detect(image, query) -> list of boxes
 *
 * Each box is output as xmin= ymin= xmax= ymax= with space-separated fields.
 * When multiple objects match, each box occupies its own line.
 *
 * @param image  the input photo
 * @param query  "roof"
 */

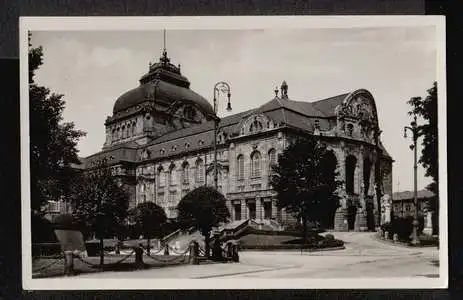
xmin=310 ymin=93 xmax=349 ymax=117
xmin=253 ymin=93 xmax=349 ymax=119
xmin=113 ymin=51 xmax=213 ymax=115
xmin=113 ymin=80 xmax=213 ymax=115
xmin=92 ymin=88 xmax=394 ymax=164
xmin=392 ymin=190 xmax=435 ymax=201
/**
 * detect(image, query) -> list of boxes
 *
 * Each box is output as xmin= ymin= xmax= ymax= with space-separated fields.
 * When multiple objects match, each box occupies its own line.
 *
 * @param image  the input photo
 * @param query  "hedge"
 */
xmin=240 ymin=238 xmax=344 ymax=250
xmin=380 ymin=215 xmax=425 ymax=242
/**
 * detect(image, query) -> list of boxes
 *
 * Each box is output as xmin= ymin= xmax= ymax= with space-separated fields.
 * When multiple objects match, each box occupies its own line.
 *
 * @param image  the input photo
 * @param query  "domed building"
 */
xmin=82 ymin=49 xmax=393 ymax=232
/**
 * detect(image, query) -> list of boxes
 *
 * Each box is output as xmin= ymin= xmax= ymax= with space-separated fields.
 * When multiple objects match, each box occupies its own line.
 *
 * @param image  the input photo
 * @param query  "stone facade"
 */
xmin=80 ymin=50 xmax=393 ymax=231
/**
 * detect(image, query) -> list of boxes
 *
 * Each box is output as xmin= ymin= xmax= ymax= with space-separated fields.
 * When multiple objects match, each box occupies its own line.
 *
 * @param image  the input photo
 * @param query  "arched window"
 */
xmin=195 ymin=159 xmax=204 ymax=183
xmin=347 ymin=123 xmax=354 ymax=136
xmin=182 ymin=162 xmax=190 ymax=184
xmin=132 ymin=122 xmax=136 ymax=135
xmin=158 ymin=167 xmax=165 ymax=187
xmin=268 ymin=149 xmax=277 ymax=175
xmin=237 ymin=155 xmax=244 ymax=181
xmin=345 ymin=155 xmax=357 ymax=195
xmin=251 ymin=151 xmax=262 ymax=178
xmin=121 ymin=125 xmax=126 ymax=138
xmin=127 ymin=124 xmax=131 ymax=137
xmin=249 ymin=120 xmax=263 ymax=133
xmin=168 ymin=164 xmax=176 ymax=186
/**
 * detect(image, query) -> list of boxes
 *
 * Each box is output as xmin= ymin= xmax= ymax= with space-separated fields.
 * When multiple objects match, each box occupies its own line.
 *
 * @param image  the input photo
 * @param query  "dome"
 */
xmin=112 ymin=51 xmax=214 ymax=116
xmin=113 ymin=80 xmax=213 ymax=115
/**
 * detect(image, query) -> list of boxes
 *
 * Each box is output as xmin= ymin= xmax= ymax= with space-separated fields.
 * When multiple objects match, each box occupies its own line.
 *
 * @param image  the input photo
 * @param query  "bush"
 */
xmin=324 ymin=234 xmax=335 ymax=241
xmin=239 ymin=233 xmax=344 ymax=250
xmin=382 ymin=216 xmax=425 ymax=242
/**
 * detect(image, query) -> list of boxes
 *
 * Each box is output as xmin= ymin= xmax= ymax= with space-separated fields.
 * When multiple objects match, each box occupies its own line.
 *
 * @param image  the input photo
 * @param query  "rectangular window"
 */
xmin=48 ymin=201 xmax=60 ymax=213
xmin=234 ymin=204 xmax=241 ymax=221
xmin=237 ymin=156 xmax=244 ymax=181
xmin=159 ymin=171 xmax=165 ymax=187
xmin=168 ymin=192 xmax=176 ymax=205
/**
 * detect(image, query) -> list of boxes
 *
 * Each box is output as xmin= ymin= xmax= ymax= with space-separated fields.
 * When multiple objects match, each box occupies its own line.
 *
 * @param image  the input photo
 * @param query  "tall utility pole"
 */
xmin=404 ymin=115 xmax=421 ymax=246
xmin=212 ymin=82 xmax=232 ymax=190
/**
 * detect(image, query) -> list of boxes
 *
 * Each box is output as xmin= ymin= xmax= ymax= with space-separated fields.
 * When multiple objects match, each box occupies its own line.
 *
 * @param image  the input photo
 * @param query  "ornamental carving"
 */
xmin=237 ymin=113 xmax=271 ymax=136
xmin=336 ymin=93 xmax=378 ymax=142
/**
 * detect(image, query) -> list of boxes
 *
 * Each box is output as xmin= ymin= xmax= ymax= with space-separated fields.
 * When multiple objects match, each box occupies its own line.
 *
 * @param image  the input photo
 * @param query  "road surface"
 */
xmin=77 ymin=232 xmax=439 ymax=279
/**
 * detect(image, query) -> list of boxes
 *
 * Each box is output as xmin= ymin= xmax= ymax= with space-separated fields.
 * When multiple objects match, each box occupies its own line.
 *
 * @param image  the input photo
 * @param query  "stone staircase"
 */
xmin=162 ymin=219 xmax=286 ymax=251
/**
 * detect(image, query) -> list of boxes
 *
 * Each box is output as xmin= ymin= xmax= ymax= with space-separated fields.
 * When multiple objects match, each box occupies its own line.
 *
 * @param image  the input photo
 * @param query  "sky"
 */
xmin=30 ymin=26 xmax=438 ymax=193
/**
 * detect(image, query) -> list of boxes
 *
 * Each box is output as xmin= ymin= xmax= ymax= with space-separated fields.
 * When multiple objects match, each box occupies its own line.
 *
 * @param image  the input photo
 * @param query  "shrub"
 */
xmin=385 ymin=216 xmax=425 ymax=242
xmin=324 ymin=234 xmax=335 ymax=241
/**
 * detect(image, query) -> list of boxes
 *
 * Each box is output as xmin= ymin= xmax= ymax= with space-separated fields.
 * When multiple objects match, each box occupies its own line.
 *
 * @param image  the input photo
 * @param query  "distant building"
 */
xmin=392 ymin=189 xmax=435 ymax=218
xmin=58 ymin=49 xmax=394 ymax=231
xmin=43 ymin=160 xmax=84 ymax=222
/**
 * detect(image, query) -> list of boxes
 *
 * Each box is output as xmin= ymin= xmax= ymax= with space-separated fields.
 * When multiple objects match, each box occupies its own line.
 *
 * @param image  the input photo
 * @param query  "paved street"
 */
xmin=77 ymin=232 xmax=439 ymax=279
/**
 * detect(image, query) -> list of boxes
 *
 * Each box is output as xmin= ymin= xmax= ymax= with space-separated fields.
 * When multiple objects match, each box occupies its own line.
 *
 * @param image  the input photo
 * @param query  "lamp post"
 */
xmin=403 ymin=115 xmax=420 ymax=246
xmin=212 ymin=82 xmax=232 ymax=190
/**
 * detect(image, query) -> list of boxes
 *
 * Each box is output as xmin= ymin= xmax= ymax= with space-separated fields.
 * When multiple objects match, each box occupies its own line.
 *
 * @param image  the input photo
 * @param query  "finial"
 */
xmin=274 ymin=86 xmax=279 ymax=97
xmin=160 ymin=29 xmax=170 ymax=64
xmin=163 ymin=28 xmax=167 ymax=54
xmin=281 ymin=81 xmax=288 ymax=98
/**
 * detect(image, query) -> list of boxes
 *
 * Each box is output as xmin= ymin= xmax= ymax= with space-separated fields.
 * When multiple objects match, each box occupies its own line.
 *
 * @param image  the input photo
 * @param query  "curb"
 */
xmin=241 ymin=246 xmax=346 ymax=252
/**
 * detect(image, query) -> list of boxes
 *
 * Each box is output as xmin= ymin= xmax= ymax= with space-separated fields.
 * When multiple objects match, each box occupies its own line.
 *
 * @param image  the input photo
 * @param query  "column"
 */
xmin=256 ymin=197 xmax=262 ymax=220
xmin=370 ymin=160 xmax=380 ymax=227
xmin=241 ymin=200 xmax=247 ymax=220
xmin=226 ymin=200 xmax=233 ymax=221
xmin=334 ymin=147 xmax=348 ymax=231
xmin=272 ymin=199 xmax=277 ymax=219
xmin=355 ymin=148 xmax=368 ymax=231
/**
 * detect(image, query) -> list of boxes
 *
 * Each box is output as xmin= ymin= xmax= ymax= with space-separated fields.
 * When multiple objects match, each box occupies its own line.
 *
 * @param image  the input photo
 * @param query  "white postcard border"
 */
xmin=20 ymin=16 xmax=448 ymax=290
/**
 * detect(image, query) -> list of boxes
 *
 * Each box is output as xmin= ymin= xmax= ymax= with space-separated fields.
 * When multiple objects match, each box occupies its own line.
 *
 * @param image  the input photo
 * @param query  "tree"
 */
xmin=270 ymin=137 xmax=342 ymax=244
xmin=177 ymin=186 xmax=230 ymax=258
xmin=129 ymin=202 xmax=167 ymax=255
xmin=407 ymin=82 xmax=439 ymax=234
xmin=29 ymin=34 xmax=86 ymax=214
xmin=69 ymin=159 xmax=129 ymax=265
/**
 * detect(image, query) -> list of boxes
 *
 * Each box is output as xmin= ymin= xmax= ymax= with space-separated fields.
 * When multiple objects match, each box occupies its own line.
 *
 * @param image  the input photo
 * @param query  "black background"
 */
xmin=1 ymin=0 xmax=461 ymax=299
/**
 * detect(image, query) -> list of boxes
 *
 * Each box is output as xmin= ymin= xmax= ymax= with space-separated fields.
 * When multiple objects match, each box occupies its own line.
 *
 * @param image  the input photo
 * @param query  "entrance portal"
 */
xmin=366 ymin=201 xmax=375 ymax=231
xmin=234 ymin=204 xmax=241 ymax=221
xmin=263 ymin=201 xmax=272 ymax=219
xmin=347 ymin=206 xmax=357 ymax=230
xmin=248 ymin=202 xmax=256 ymax=219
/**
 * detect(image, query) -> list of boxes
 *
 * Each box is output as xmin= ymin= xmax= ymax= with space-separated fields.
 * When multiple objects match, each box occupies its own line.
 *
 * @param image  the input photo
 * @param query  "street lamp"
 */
xmin=212 ymin=81 xmax=232 ymax=190
xmin=403 ymin=115 xmax=420 ymax=246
